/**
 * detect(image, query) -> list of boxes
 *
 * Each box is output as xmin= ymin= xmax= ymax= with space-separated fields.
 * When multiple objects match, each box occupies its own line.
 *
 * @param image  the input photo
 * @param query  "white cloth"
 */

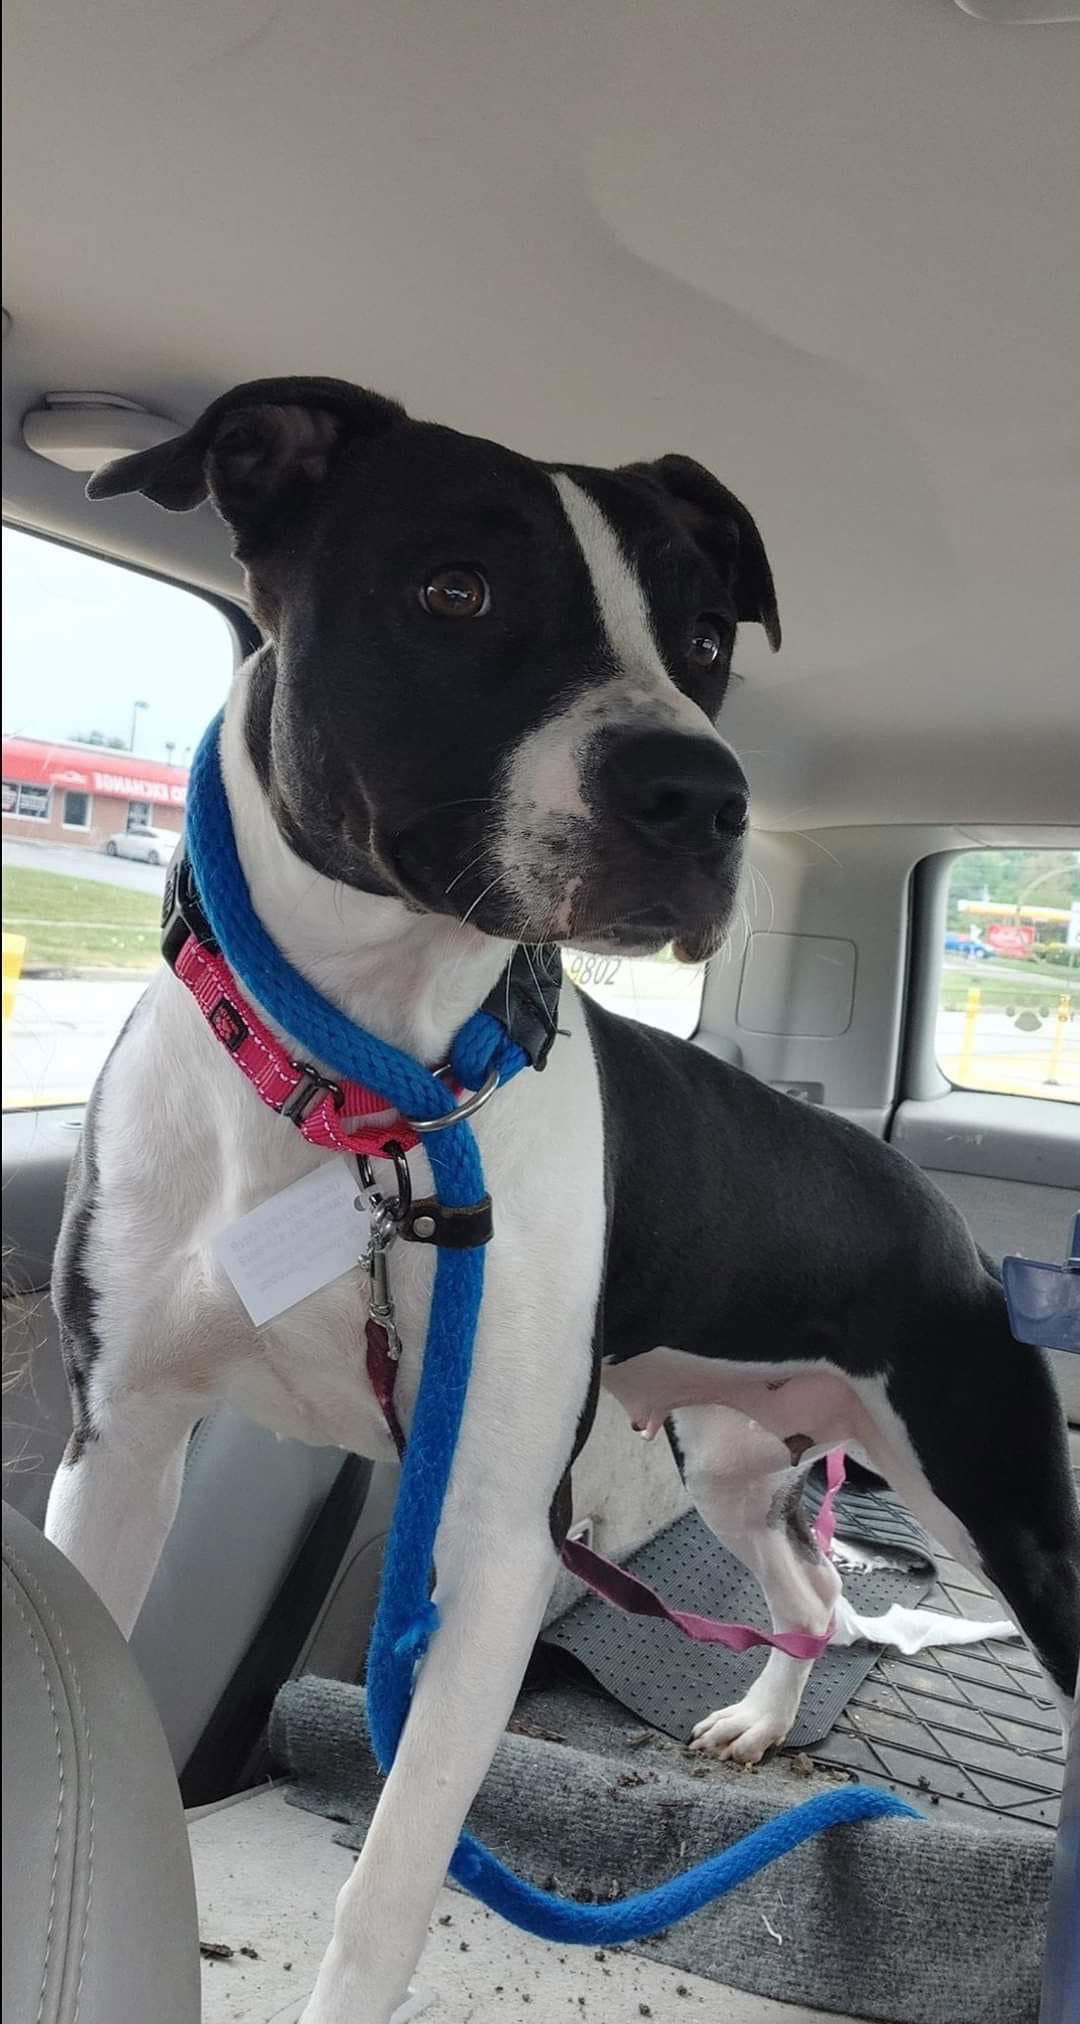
xmin=831 ymin=1591 xmax=1017 ymax=1657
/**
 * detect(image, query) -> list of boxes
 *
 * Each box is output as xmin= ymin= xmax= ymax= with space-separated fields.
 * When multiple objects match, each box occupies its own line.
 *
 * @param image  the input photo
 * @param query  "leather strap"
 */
xmin=481 ymin=943 xmax=562 ymax=1071
xmin=398 ymin=1195 xmax=494 ymax=1249
xmin=366 ymin=1319 xmax=406 ymax=1458
xmin=559 ymin=1534 xmax=835 ymax=1659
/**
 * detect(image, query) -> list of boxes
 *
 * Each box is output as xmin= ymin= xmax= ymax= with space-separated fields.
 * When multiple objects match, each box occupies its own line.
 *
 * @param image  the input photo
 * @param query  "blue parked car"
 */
xmin=945 ymin=932 xmax=995 ymax=960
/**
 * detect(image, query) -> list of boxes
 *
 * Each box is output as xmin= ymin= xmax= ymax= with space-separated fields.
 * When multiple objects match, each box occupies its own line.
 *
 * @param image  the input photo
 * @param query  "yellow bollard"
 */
xmin=1045 ymin=993 xmax=1071 ymax=1087
xmin=958 ymin=982 xmax=981 ymax=1082
xmin=2 ymin=932 xmax=26 ymax=1037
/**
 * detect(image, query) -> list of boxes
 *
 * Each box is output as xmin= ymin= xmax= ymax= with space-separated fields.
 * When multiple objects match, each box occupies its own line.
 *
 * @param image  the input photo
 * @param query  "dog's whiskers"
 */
xmin=748 ymin=863 xmax=776 ymax=937
xmin=444 ymin=846 xmax=493 ymax=897
xmin=793 ymin=830 xmax=844 ymax=871
xmin=456 ymin=873 xmax=507 ymax=933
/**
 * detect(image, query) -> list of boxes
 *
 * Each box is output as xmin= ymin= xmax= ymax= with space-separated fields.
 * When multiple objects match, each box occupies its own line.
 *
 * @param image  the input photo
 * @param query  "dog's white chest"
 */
xmin=87 ymin=962 xmax=606 ymax=1462
xmin=222 ymin=1268 xmax=408 ymax=1456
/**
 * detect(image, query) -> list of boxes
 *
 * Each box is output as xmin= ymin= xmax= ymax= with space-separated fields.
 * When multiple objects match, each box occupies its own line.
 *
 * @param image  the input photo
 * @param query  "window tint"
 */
xmin=2 ymin=529 xmax=236 ymax=1110
xmin=936 ymin=849 xmax=1079 ymax=1104
xmin=563 ymin=946 xmax=705 ymax=1038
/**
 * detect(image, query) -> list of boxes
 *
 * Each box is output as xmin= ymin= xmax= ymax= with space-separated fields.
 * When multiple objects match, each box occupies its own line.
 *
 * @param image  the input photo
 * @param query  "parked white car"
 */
xmin=103 ymin=825 xmax=173 ymax=865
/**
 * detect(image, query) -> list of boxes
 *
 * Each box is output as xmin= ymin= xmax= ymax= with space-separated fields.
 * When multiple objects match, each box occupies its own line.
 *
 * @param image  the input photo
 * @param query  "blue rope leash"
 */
xmin=185 ymin=713 xmax=920 ymax=1945
xmin=186 ymin=714 xmax=527 ymax=1765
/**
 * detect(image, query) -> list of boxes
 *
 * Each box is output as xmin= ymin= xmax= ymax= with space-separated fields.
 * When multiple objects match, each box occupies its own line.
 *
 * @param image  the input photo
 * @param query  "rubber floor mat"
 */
xmin=543 ymin=1472 xmax=939 ymax=1751
xmin=813 ymin=1539 xmax=1067 ymax=1830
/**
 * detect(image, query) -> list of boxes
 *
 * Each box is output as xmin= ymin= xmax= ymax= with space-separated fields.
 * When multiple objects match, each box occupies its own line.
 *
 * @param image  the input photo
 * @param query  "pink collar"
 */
xmin=173 ymin=932 xmax=427 ymax=1159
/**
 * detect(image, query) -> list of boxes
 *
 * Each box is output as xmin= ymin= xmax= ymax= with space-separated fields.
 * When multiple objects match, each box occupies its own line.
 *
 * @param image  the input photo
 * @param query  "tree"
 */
xmin=947 ymin=849 xmax=1077 ymax=929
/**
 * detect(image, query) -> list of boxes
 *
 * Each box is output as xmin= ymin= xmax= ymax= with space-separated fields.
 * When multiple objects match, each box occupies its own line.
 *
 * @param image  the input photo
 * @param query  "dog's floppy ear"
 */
xmin=624 ymin=452 xmax=780 ymax=653
xmin=86 ymin=375 xmax=405 ymax=549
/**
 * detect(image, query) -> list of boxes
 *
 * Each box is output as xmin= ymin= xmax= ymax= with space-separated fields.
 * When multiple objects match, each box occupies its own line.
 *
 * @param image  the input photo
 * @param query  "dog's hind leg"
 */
xmin=860 ymin=1280 xmax=1080 ymax=1735
xmin=45 ymin=1389 xmax=198 ymax=1638
xmin=671 ymin=1404 xmax=840 ymax=1765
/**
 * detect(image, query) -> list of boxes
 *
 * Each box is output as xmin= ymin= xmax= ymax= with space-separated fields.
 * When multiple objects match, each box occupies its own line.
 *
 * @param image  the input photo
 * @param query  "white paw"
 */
xmin=688 ymin=1696 xmax=793 ymax=1766
xmin=299 ymin=1979 xmax=429 ymax=2024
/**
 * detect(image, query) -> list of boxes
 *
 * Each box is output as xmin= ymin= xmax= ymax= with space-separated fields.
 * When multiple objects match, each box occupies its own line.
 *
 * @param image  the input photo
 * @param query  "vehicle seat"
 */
xmin=2 ymin=1500 xmax=200 ymax=2024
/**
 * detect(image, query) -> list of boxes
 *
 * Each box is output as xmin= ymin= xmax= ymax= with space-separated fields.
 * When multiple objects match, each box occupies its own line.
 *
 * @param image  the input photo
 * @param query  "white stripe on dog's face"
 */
xmin=496 ymin=474 xmax=730 ymax=941
xmin=550 ymin=473 xmax=719 ymax=741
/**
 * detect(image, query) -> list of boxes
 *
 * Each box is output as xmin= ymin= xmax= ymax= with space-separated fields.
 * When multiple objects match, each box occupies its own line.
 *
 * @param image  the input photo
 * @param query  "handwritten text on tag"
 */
xmin=215 ymin=1159 xmax=370 ymax=1326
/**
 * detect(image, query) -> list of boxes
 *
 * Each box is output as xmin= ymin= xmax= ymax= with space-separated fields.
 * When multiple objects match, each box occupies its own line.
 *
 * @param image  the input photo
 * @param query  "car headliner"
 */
xmin=3 ymin=0 xmax=1078 ymax=832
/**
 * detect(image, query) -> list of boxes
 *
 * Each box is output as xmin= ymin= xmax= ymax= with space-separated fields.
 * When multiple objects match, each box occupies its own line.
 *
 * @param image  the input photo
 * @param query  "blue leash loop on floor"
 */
xmin=185 ymin=713 xmax=920 ymax=1945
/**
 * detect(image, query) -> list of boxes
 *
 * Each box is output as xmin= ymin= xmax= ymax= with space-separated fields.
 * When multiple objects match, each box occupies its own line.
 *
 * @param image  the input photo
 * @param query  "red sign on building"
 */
xmin=985 ymin=921 xmax=1037 ymax=959
xmin=1 ymin=736 xmax=188 ymax=808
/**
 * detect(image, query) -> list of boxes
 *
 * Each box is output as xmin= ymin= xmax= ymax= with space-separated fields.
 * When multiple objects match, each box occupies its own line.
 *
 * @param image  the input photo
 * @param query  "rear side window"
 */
xmin=2 ymin=528 xmax=236 ymax=1110
xmin=936 ymin=849 xmax=1079 ymax=1103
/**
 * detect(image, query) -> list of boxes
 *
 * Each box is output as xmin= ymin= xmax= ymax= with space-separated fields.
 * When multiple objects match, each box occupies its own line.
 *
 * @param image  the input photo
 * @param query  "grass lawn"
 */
xmin=940 ymin=971 xmax=1078 ymax=1013
xmin=3 ymin=863 xmax=161 ymax=971
xmin=940 ymin=954 xmax=1078 ymax=1013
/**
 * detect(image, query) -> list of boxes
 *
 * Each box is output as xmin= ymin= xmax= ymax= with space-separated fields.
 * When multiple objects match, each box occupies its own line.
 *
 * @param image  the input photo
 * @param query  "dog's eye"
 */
xmin=420 ymin=567 xmax=491 ymax=619
xmin=687 ymin=621 xmax=725 ymax=670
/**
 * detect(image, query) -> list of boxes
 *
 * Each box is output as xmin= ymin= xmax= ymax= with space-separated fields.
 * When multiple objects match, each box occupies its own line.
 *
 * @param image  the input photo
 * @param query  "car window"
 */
xmin=562 ymin=946 xmax=705 ymax=1037
xmin=2 ymin=528 xmax=237 ymax=1110
xmin=936 ymin=848 xmax=1079 ymax=1104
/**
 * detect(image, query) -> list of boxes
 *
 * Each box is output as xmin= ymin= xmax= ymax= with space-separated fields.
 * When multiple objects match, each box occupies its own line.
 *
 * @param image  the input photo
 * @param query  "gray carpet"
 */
xmin=270 ymin=1675 xmax=1050 ymax=2024
xmin=544 ymin=1472 xmax=937 ymax=1749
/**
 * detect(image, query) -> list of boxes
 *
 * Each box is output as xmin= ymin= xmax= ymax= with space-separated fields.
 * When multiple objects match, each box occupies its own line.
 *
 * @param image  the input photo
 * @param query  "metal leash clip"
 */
xmin=356 ymin=1142 xmax=413 ymax=1362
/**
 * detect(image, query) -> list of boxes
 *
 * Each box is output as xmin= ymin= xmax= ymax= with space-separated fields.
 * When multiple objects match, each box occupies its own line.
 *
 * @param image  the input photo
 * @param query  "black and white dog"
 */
xmin=46 ymin=378 xmax=1079 ymax=2024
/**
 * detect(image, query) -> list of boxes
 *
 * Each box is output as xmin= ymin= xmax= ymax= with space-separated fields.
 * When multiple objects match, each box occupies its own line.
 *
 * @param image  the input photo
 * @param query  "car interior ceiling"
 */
xmin=2 ymin=5 xmax=1078 ymax=2018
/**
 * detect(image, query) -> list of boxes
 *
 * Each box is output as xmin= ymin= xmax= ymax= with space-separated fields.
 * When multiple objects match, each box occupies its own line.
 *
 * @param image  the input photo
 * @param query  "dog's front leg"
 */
xmin=300 ymin=1314 xmax=590 ymax=2024
xmin=302 ymin=1520 xmax=558 ymax=2023
xmin=301 ymin=1513 xmax=559 ymax=2024
xmin=44 ymin=1389 xmax=200 ymax=1637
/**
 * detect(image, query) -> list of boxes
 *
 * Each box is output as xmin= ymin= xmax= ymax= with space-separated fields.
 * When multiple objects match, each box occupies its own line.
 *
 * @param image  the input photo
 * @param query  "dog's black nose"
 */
xmin=597 ymin=731 xmax=749 ymax=850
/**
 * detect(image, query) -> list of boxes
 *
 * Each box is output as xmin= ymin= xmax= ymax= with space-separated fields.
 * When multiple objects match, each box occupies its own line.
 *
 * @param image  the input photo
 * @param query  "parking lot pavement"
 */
xmin=2 ymin=835 xmax=169 ymax=896
xmin=3 ymin=974 xmax=152 ymax=1106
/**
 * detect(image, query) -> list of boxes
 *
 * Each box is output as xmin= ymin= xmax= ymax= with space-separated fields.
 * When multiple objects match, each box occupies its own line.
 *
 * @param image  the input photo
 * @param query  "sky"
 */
xmin=2 ymin=527 xmax=237 ymax=762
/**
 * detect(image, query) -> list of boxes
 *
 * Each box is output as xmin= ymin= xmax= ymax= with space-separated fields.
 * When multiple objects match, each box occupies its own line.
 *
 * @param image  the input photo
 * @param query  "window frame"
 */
xmin=901 ymin=848 xmax=1077 ymax=1109
xmin=2 ymin=521 xmax=259 ymax=1117
xmin=3 ymin=778 xmax=53 ymax=822
xmin=61 ymin=788 xmax=93 ymax=831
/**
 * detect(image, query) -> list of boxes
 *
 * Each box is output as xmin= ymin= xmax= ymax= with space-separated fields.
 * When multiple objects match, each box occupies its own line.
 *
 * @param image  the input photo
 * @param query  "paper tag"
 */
xmin=215 ymin=1158 xmax=370 ymax=1327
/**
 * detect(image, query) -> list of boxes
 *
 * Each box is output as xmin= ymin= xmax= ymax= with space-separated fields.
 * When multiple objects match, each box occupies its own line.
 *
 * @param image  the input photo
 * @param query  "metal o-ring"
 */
xmin=402 ymin=1066 xmax=500 ymax=1134
xmin=384 ymin=1140 xmax=413 ymax=1221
